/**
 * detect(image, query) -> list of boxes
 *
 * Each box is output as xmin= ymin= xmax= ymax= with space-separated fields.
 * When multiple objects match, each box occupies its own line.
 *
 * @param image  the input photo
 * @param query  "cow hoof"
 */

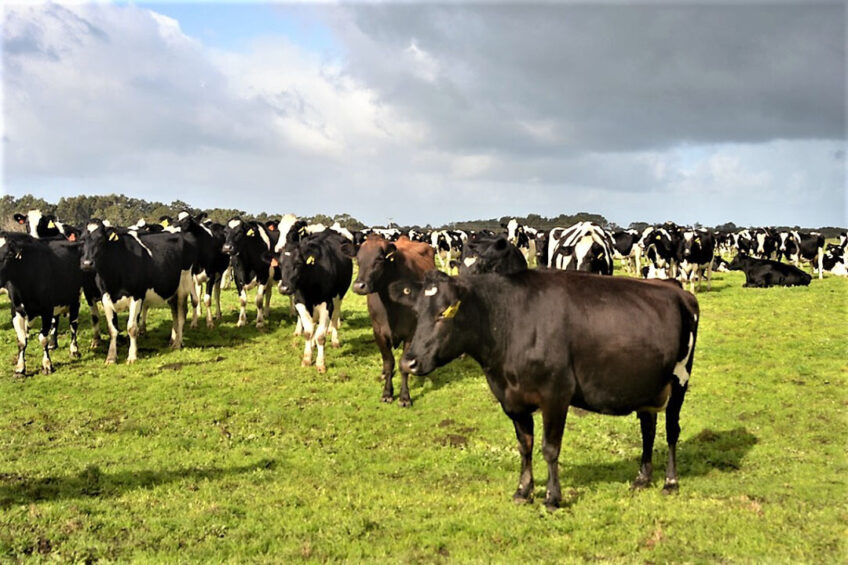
xmin=14 ymin=370 xmax=26 ymax=378
xmin=89 ymin=340 xmax=101 ymax=350
xmin=105 ymin=358 xmax=116 ymax=366
xmin=170 ymin=344 xmax=181 ymax=351
xmin=544 ymin=498 xmax=560 ymax=512
xmin=398 ymin=397 xmax=412 ymax=408
xmin=512 ymin=490 xmax=532 ymax=504
xmin=631 ymin=475 xmax=652 ymax=490
xmin=662 ymin=481 xmax=679 ymax=495
xmin=69 ymin=350 xmax=81 ymax=360
xmin=331 ymin=341 xmax=341 ymax=349
xmin=301 ymin=359 xmax=312 ymax=367
xmin=236 ymin=319 xmax=246 ymax=328
xmin=127 ymin=358 xmax=136 ymax=365
xmin=206 ymin=321 xmax=215 ymax=330
xmin=190 ymin=321 xmax=198 ymax=330
xmin=41 ymin=366 xmax=54 ymax=375
xmin=316 ymin=364 xmax=326 ymax=374
xmin=381 ymin=394 xmax=394 ymax=403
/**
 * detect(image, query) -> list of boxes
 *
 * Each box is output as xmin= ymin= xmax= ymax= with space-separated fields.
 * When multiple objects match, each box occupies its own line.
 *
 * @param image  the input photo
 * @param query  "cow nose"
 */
xmin=278 ymin=283 xmax=289 ymax=294
xmin=81 ymin=260 xmax=93 ymax=270
xmin=401 ymin=357 xmax=417 ymax=374
xmin=221 ymin=244 xmax=232 ymax=254
xmin=353 ymin=281 xmax=368 ymax=293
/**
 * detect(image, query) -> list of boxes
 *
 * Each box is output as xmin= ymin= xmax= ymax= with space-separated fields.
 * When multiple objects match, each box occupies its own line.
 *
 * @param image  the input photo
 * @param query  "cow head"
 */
xmin=272 ymin=238 xmax=320 ymax=295
xmin=351 ymin=236 xmax=396 ymax=294
xmin=222 ymin=217 xmax=249 ymax=255
xmin=80 ymin=219 xmax=116 ymax=271
xmin=389 ymin=271 xmax=469 ymax=376
xmin=0 ymin=236 xmax=24 ymax=283
xmin=459 ymin=235 xmax=525 ymax=275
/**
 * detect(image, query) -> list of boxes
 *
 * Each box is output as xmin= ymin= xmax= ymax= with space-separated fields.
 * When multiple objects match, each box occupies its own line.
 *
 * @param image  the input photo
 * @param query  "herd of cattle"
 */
xmin=2 ymin=208 xmax=845 ymax=507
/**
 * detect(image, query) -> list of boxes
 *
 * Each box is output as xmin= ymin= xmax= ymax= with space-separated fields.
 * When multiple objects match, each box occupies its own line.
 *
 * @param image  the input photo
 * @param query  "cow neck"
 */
xmin=454 ymin=282 xmax=500 ymax=371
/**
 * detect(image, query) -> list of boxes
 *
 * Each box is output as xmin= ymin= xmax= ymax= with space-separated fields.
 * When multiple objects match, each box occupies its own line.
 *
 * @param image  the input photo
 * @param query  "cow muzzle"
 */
xmin=400 ymin=356 xmax=418 ymax=375
xmin=81 ymin=259 xmax=94 ymax=271
xmin=221 ymin=244 xmax=234 ymax=255
xmin=352 ymin=280 xmax=370 ymax=294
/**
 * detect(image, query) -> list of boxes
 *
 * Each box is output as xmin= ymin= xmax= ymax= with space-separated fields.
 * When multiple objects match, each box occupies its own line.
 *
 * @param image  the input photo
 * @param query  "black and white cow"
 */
xmin=639 ymin=226 xmax=678 ymax=279
xmin=546 ymin=222 xmax=615 ymax=275
xmin=14 ymin=210 xmax=81 ymax=241
xmin=79 ymin=220 xmax=195 ymax=364
xmin=611 ymin=229 xmax=642 ymax=275
xmin=822 ymin=245 xmax=847 ymax=277
xmin=221 ymin=217 xmax=281 ymax=328
xmin=751 ymin=228 xmax=778 ymax=260
xmin=430 ymin=230 xmax=466 ymax=270
xmin=173 ymin=212 xmax=230 ymax=329
xmin=390 ymin=269 xmax=699 ymax=508
xmin=270 ymin=230 xmax=353 ymax=373
xmin=503 ymin=219 xmax=538 ymax=265
xmin=732 ymin=229 xmax=754 ymax=256
xmin=455 ymin=233 xmax=527 ymax=275
xmin=711 ymin=255 xmax=731 ymax=273
xmin=675 ymin=229 xmax=716 ymax=293
xmin=793 ymin=231 xmax=825 ymax=280
xmin=0 ymin=234 xmax=88 ymax=374
xmin=728 ymin=254 xmax=811 ymax=287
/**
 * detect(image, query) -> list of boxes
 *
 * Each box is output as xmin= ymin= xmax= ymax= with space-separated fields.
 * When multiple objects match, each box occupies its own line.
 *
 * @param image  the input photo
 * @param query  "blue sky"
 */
xmin=2 ymin=3 xmax=845 ymax=228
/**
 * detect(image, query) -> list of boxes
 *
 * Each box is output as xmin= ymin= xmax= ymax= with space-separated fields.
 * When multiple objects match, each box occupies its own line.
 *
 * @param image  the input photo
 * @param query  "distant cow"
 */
xmin=547 ymin=222 xmax=614 ymax=275
xmin=751 ymin=228 xmax=777 ymax=260
xmin=455 ymin=233 xmax=527 ymax=275
xmin=729 ymin=254 xmax=811 ymax=288
xmin=430 ymin=230 xmax=465 ymax=270
xmin=503 ymin=219 xmax=537 ymax=265
xmin=391 ymin=269 xmax=699 ymax=508
xmin=222 ymin=217 xmax=280 ymax=328
xmin=271 ymin=230 xmax=352 ymax=373
xmin=675 ymin=229 xmax=716 ymax=292
xmin=639 ymin=226 xmax=677 ymax=279
xmin=0 ymin=234 xmax=88 ymax=374
xmin=822 ymin=245 xmax=847 ymax=277
xmin=611 ymin=229 xmax=642 ymax=275
xmin=347 ymin=235 xmax=436 ymax=406
xmin=174 ymin=212 xmax=229 ymax=329
xmin=80 ymin=220 xmax=194 ymax=364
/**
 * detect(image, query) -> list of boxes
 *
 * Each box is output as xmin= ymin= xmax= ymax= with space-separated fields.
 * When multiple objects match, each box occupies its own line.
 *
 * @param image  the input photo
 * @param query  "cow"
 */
xmin=611 ymin=229 xmax=642 ymax=275
xmin=547 ymin=222 xmax=615 ymax=275
xmin=430 ymin=230 xmax=465 ymax=270
xmin=173 ymin=212 xmax=230 ymax=329
xmin=728 ymin=254 xmax=811 ymax=287
xmin=222 ymin=217 xmax=280 ymax=328
xmin=711 ymin=255 xmax=731 ymax=273
xmin=455 ymin=233 xmax=527 ymax=275
xmin=751 ymin=228 xmax=778 ymax=260
xmin=80 ymin=219 xmax=194 ymax=364
xmin=732 ymin=229 xmax=754 ymax=256
xmin=14 ymin=210 xmax=81 ymax=241
xmin=270 ymin=230 xmax=352 ymax=373
xmin=389 ymin=269 xmax=699 ymax=509
xmin=639 ymin=226 xmax=677 ymax=279
xmin=675 ymin=229 xmax=716 ymax=292
xmin=347 ymin=235 xmax=436 ymax=406
xmin=503 ymin=219 xmax=538 ymax=265
xmin=0 ymin=234 xmax=88 ymax=374
xmin=822 ymin=245 xmax=847 ymax=277
xmin=792 ymin=231 xmax=825 ymax=279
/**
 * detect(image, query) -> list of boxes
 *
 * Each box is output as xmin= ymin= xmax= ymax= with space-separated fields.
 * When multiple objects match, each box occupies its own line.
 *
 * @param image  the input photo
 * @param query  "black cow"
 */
xmin=270 ymin=230 xmax=352 ymax=372
xmin=611 ymin=229 xmax=642 ymax=275
xmin=728 ymin=254 xmax=811 ymax=287
xmin=455 ymin=233 xmax=527 ymax=275
xmin=0 ymin=234 xmax=88 ymax=374
xmin=174 ymin=212 xmax=229 ymax=328
xmin=14 ymin=210 xmax=81 ymax=241
xmin=347 ymin=235 xmax=436 ymax=406
xmin=390 ymin=270 xmax=699 ymax=509
xmin=222 ymin=217 xmax=280 ymax=328
xmin=80 ymin=220 xmax=194 ymax=364
xmin=675 ymin=229 xmax=716 ymax=292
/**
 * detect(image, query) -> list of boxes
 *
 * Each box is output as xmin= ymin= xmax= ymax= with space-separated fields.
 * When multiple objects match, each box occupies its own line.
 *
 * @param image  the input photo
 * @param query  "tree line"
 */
xmin=0 ymin=193 xmax=843 ymax=237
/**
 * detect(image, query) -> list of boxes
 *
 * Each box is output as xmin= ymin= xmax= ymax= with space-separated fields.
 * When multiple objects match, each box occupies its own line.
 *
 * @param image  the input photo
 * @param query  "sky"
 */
xmin=2 ymin=1 xmax=845 ymax=228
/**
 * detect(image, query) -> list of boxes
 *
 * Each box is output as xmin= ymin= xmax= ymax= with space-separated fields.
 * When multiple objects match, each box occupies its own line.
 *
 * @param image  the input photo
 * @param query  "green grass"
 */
xmin=0 ymin=268 xmax=846 ymax=563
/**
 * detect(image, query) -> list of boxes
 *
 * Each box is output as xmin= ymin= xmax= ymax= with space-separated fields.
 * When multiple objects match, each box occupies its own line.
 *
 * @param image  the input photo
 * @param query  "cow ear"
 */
xmin=388 ymin=280 xmax=422 ymax=306
xmin=385 ymin=243 xmax=397 ymax=261
xmin=340 ymin=240 xmax=358 ymax=258
xmin=107 ymin=229 xmax=120 ymax=242
xmin=495 ymin=237 xmax=508 ymax=250
xmin=68 ymin=232 xmax=77 ymax=242
xmin=13 ymin=214 xmax=26 ymax=225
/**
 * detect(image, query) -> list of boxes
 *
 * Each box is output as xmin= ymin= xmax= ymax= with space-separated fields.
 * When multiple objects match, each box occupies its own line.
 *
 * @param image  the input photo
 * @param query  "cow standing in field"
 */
xmin=390 ymin=269 xmax=699 ymax=509
xmin=675 ymin=229 xmax=716 ymax=292
xmin=271 ymin=230 xmax=352 ymax=373
xmin=611 ymin=229 xmax=642 ymax=275
xmin=545 ymin=222 xmax=615 ymax=275
xmin=174 ymin=212 xmax=229 ymax=329
xmin=80 ymin=220 xmax=194 ymax=364
xmin=639 ymin=226 xmax=677 ymax=279
xmin=728 ymin=254 xmax=811 ymax=287
xmin=347 ymin=235 xmax=436 ymax=406
xmin=0 ymin=234 xmax=88 ymax=374
xmin=456 ymin=232 xmax=527 ymax=275
xmin=222 ymin=217 xmax=281 ymax=328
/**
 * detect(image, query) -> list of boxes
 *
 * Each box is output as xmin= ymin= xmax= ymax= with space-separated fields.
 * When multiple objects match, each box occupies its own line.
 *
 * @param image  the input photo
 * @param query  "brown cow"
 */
xmin=345 ymin=235 xmax=436 ymax=406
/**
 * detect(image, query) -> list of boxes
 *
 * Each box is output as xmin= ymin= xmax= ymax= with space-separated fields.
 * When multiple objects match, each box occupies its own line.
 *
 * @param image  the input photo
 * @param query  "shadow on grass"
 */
xmin=0 ymin=458 xmax=277 ymax=508
xmin=565 ymin=426 xmax=757 ymax=488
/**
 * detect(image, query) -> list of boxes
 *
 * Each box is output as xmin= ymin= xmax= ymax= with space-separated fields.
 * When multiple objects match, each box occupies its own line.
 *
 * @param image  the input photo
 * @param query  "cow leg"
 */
xmin=632 ymin=411 xmax=657 ymax=489
xmin=263 ymin=283 xmax=273 ymax=323
xmin=254 ymin=283 xmax=266 ymax=328
xmin=237 ymin=288 xmax=248 ymax=327
xmin=139 ymin=304 xmax=149 ymax=336
xmin=817 ymin=248 xmax=824 ymax=279
xmin=101 ymin=294 xmax=120 ymax=365
xmin=330 ymin=296 xmax=342 ymax=348
xmin=313 ymin=302 xmax=330 ymax=374
xmin=190 ymin=279 xmax=201 ymax=329
xmin=398 ymin=342 xmax=412 ymax=407
xmin=68 ymin=302 xmax=80 ymax=360
xmin=170 ymin=292 xmax=187 ymax=350
xmin=510 ymin=412 xmax=535 ymax=502
xmin=13 ymin=310 xmax=28 ymax=375
xmin=663 ymin=382 xmax=687 ymax=493
xmin=126 ymin=298 xmax=143 ymax=363
xmin=375 ymin=332 xmax=395 ymax=402
xmin=295 ymin=303 xmax=315 ymax=367
xmin=541 ymin=406 xmax=567 ymax=510
xmin=48 ymin=316 xmax=59 ymax=350
xmin=88 ymin=298 xmax=102 ymax=350
xmin=204 ymin=278 xmax=215 ymax=329
xmin=38 ymin=316 xmax=54 ymax=374
xmin=213 ymin=277 xmax=223 ymax=320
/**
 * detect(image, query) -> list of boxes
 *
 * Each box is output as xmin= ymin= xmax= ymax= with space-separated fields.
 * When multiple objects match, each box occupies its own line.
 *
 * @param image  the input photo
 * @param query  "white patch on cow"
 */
xmin=257 ymin=225 xmax=271 ymax=250
xmin=0 ymin=237 xmax=6 ymax=249
xmin=284 ymin=252 xmax=292 ymax=257
xmin=424 ymin=286 xmax=438 ymax=297
xmin=673 ymin=332 xmax=695 ymax=387
xmin=573 ymin=235 xmax=594 ymax=269
xmin=177 ymin=211 xmax=190 ymax=221
xmin=228 ymin=219 xmax=241 ymax=229
xmin=506 ymin=219 xmax=519 ymax=244
xmin=330 ymin=222 xmax=354 ymax=241
xmin=684 ymin=232 xmax=694 ymax=243
xmin=27 ymin=210 xmax=43 ymax=237
xmin=127 ymin=231 xmax=153 ymax=256
xmin=463 ymin=256 xmax=477 ymax=267
xmin=87 ymin=223 xmax=101 ymax=232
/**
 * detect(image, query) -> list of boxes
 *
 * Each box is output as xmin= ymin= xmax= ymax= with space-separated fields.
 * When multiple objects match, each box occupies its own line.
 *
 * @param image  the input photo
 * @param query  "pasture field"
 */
xmin=0 ymin=268 xmax=846 ymax=563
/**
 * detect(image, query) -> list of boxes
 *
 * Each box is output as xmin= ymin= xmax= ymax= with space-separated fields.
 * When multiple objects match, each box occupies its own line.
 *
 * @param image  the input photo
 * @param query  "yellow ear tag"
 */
xmin=655 ymin=235 xmax=661 ymax=240
xmin=385 ymin=250 xmax=395 ymax=261
xmin=160 ymin=219 xmax=169 ymax=227
xmin=246 ymin=228 xmax=255 ymax=237
xmin=108 ymin=232 xmax=119 ymax=242
xmin=441 ymin=300 xmax=461 ymax=319
xmin=47 ymin=220 xmax=56 ymax=228
xmin=306 ymin=256 xmax=316 ymax=265
xmin=695 ymin=237 xmax=701 ymax=244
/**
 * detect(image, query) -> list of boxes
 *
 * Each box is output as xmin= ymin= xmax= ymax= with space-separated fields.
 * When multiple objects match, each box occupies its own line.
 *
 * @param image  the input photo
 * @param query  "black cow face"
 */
xmin=276 ymin=241 xmax=319 ymax=295
xmin=390 ymin=271 xmax=467 ymax=376
xmin=80 ymin=221 xmax=115 ymax=271
xmin=222 ymin=218 xmax=248 ymax=255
